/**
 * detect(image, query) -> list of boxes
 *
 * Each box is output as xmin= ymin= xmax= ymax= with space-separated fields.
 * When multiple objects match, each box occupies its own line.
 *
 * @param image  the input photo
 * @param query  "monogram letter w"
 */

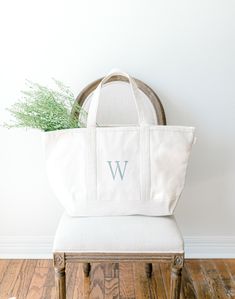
xmin=107 ymin=161 xmax=128 ymax=180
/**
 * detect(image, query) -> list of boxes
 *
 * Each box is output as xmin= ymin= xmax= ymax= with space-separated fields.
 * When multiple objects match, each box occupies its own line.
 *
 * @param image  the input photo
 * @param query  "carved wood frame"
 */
xmin=53 ymin=252 xmax=184 ymax=299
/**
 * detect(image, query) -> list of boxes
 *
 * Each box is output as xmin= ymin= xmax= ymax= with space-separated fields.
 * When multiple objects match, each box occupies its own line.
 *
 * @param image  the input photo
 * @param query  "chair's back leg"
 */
xmin=145 ymin=263 xmax=153 ymax=278
xmin=54 ymin=253 xmax=66 ymax=299
xmin=170 ymin=255 xmax=184 ymax=299
xmin=83 ymin=262 xmax=91 ymax=277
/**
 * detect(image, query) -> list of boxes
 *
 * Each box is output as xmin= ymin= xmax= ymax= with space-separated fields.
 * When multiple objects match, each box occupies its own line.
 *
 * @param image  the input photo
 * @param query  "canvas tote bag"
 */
xmin=44 ymin=71 xmax=195 ymax=216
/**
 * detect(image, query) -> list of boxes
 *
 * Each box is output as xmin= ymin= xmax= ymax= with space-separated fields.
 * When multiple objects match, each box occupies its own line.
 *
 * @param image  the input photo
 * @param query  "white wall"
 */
xmin=0 ymin=0 xmax=235 ymax=257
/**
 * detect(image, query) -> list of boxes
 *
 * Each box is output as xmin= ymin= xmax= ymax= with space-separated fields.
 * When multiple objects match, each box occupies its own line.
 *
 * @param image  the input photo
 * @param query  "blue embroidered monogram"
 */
xmin=107 ymin=161 xmax=128 ymax=180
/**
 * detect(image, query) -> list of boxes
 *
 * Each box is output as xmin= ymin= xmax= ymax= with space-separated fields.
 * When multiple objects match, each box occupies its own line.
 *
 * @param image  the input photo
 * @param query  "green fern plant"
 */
xmin=5 ymin=79 xmax=86 ymax=131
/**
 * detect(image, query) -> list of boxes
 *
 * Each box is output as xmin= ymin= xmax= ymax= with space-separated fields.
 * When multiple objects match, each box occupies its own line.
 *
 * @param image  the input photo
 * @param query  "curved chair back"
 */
xmin=71 ymin=75 xmax=166 ymax=126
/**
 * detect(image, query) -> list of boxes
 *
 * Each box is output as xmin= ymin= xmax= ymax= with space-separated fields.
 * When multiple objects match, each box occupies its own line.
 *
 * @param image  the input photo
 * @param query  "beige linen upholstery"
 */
xmin=53 ymin=213 xmax=184 ymax=253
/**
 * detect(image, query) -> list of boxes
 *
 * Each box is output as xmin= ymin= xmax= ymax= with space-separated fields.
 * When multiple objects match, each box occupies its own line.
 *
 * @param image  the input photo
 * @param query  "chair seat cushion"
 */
xmin=53 ymin=214 xmax=184 ymax=253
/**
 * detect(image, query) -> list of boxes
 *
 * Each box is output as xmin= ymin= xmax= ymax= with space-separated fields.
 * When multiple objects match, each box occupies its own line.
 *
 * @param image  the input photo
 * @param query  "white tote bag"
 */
xmin=44 ymin=71 xmax=195 ymax=216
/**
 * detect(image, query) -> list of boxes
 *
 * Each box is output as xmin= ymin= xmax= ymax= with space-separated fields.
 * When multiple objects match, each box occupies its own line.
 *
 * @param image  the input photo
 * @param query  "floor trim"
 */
xmin=184 ymin=236 xmax=235 ymax=258
xmin=0 ymin=236 xmax=235 ymax=259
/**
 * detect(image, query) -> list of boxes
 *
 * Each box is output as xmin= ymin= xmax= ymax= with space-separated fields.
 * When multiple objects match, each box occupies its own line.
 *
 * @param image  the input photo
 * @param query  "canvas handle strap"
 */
xmin=86 ymin=70 xmax=150 ymax=203
xmin=86 ymin=69 xmax=150 ymax=128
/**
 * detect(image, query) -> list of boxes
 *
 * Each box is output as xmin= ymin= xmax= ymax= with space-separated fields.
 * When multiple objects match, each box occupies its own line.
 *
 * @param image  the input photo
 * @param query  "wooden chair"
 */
xmin=53 ymin=76 xmax=184 ymax=299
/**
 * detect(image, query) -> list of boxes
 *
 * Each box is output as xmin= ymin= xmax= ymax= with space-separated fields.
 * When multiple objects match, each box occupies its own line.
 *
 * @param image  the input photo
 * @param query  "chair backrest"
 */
xmin=71 ymin=75 xmax=166 ymax=126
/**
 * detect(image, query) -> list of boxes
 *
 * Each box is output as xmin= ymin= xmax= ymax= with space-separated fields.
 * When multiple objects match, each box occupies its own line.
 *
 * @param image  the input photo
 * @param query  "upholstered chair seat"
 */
xmin=54 ymin=213 xmax=184 ymax=253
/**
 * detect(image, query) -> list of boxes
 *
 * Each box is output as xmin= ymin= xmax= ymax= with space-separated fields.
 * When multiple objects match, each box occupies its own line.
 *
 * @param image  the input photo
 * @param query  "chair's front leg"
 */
xmin=54 ymin=253 xmax=66 ymax=299
xmin=170 ymin=255 xmax=184 ymax=299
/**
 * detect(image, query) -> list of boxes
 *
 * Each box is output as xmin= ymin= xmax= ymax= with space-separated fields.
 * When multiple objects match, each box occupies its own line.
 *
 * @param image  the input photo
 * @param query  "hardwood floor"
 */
xmin=0 ymin=259 xmax=234 ymax=299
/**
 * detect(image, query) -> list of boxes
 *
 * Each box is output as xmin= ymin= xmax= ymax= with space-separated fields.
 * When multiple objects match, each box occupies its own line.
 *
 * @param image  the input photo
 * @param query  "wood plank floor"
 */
xmin=0 ymin=259 xmax=234 ymax=299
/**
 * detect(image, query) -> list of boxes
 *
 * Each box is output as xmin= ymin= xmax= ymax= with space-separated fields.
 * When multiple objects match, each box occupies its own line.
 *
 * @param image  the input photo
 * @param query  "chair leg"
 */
xmin=83 ymin=262 xmax=91 ymax=277
xmin=54 ymin=252 xmax=66 ymax=299
xmin=170 ymin=255 xmax=184 ymax=299
xmin=145 ymin=263 xmax=153 ymax=278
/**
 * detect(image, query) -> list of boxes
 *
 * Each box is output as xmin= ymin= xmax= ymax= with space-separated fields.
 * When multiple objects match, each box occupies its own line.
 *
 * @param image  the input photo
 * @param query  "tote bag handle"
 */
xmin=86 ymin=70 xmax=151 ymax=203
xmin=86 ymin=70 xmax=150 ymax=128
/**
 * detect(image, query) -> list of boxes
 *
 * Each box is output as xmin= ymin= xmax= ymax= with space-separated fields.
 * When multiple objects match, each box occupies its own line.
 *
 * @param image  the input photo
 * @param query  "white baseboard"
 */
xmin=0 ymin=236 xmax=53 ymax=259
xmin=0 ymin=236 xmax=235 ymax=259
xmin=184 ymin=236 xmax=235 ymax=258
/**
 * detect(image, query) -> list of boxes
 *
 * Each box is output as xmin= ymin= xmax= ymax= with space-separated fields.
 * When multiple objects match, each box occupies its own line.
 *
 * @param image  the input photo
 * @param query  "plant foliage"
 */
xmin=5 ymin=79 xmax=86 ymax=131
